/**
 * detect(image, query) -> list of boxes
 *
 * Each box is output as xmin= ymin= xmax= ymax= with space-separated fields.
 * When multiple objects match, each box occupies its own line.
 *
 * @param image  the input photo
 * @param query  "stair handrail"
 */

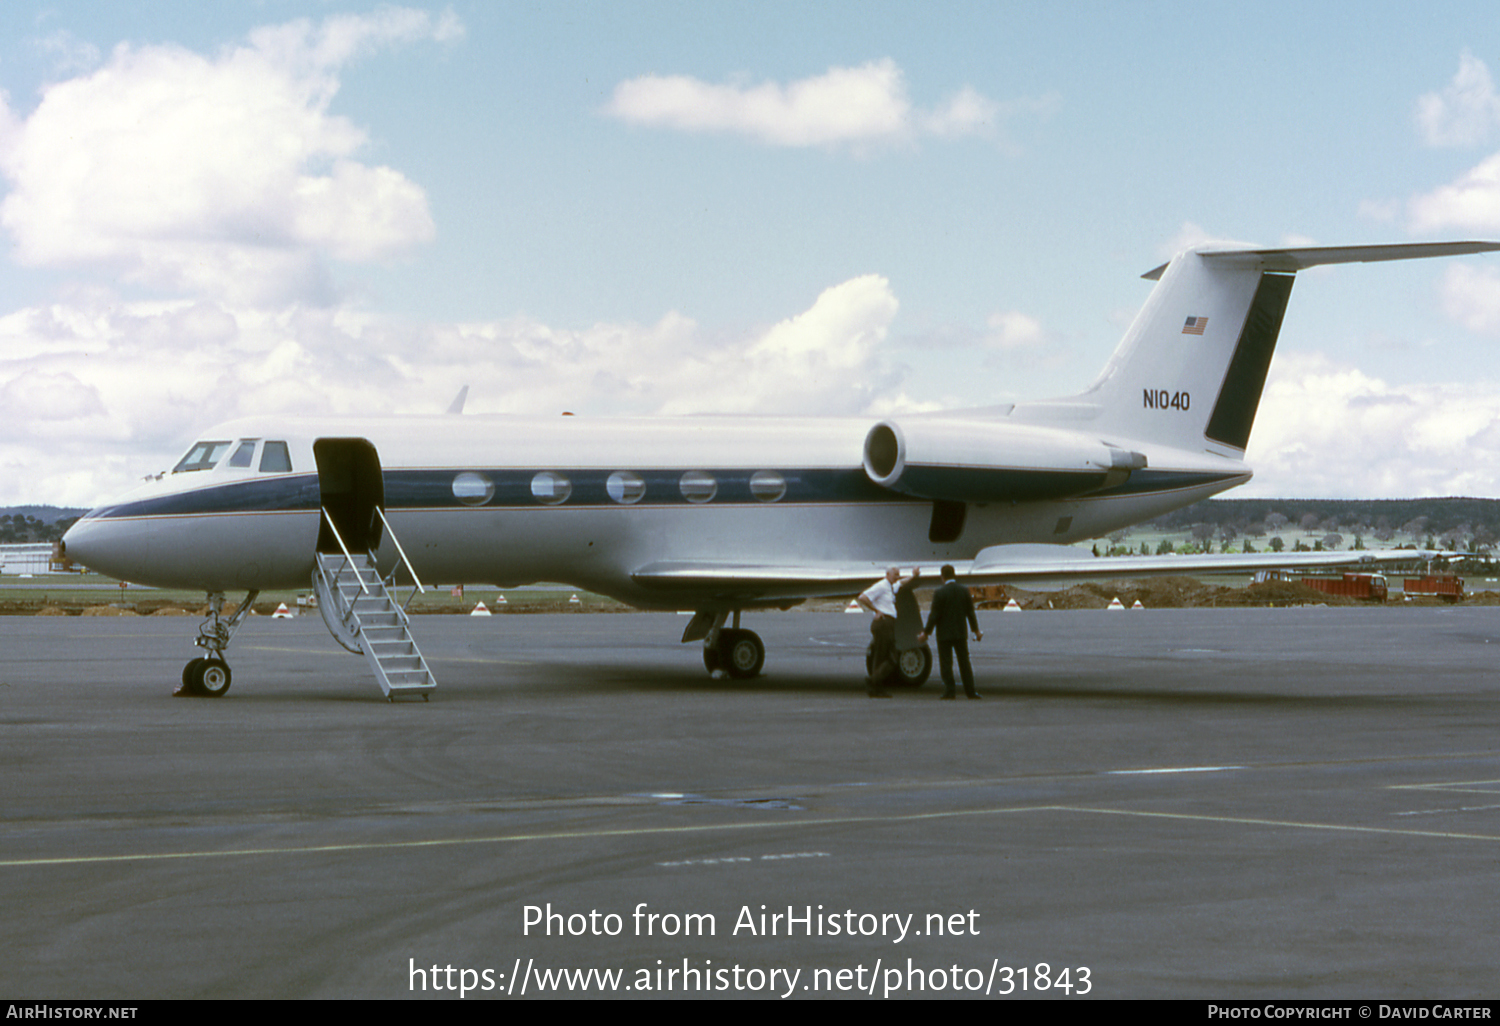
xmin=320 ymin=507 xmax=369 ymax=595
xmin=375 ymin=506 xmax=426 ymax=595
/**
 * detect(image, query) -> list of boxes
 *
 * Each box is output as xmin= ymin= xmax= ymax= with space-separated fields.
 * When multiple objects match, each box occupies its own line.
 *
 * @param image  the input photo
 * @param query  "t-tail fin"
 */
xmin=1068 ymin=241 xmax=1500 ymax=453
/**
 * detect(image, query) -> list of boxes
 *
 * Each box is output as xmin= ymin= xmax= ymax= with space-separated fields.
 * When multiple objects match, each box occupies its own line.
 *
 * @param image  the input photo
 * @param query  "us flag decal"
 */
xmin=1182 ymin=316 xmax=1208 ymax=335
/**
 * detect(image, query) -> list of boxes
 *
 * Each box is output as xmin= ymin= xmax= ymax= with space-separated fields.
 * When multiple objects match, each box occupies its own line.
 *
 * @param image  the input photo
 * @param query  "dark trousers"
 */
xmin=869 ymin=616 xmax=898 ymax=689
xmin=937 ymin=634 xmax=977 ymax=697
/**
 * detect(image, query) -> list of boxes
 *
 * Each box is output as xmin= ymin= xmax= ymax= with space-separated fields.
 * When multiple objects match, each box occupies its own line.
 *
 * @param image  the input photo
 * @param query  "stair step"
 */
xmin=315 ymin=548 xmax=436 ymax=700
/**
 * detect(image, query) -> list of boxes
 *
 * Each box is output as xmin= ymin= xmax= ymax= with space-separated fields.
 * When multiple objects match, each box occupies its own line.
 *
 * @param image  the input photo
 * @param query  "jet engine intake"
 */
xmin=862 ymin=419 xmax=1146 ymax=502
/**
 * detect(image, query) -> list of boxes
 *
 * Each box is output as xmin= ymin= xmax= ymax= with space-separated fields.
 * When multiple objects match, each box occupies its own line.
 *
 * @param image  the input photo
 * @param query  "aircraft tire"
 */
xmin=866 ymin=644 xmax=932 ymax=687
xmin=197 ymin=658 xmax=232 ymax=698
xmin=894 ymin=644 xmax=932 ymax=687
xmin=719 ymin=629 xmax=764 ymax=679
xmin=703 ymin=645 xmax=722 ymax=674
xmin=181 ymin=658 xmax=207 ymax=696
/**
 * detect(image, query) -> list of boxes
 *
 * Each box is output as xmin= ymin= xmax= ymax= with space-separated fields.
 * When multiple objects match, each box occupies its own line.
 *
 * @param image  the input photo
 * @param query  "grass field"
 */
xmin=0 ymin=573 xmax=633 ymax=616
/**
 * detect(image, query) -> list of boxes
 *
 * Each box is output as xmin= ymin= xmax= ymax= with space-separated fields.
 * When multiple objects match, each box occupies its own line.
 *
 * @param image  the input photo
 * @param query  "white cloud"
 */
xmin=1155 ymin=222 xmax=1242 ymax=260
xmin=984 ymin=311 xmax=1047 ymax=349
xmin=1246 ymin=352 xmax=1500 ymax=497
xmin=1417 ymin=50 xmax=1500 ymax=148
xmin=1357 ymin=197 xmax=1401 ymax=223
xmin=0 ymin=8 xmax=457 ymax=306
xmin=0 ymin=275 xmax=913 ymax=505
xmin=1408 ymin=152 xmax=1500 ymax=234
xmin=1403 ymin=54 xmax=1500 ymax=234
xmin=1438 ymin=262 xmax=1500 ymax=333
xmin=1156 ymin=224 xmax=1321 ymax=262
xmin=30 ymin=29 xmax=101 ymax=78
xmin=605 ymin=60 xmax=1037 ymax=149
xmin=921 ymin=86 xmax=999 ymax=139
xmin=12 ymin=277 xmax=1500 ymax=506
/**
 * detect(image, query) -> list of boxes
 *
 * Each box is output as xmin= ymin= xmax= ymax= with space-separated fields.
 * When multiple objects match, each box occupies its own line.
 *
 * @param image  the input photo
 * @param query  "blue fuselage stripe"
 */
xmin=80 ymin=467 xmax=1240 ymax=520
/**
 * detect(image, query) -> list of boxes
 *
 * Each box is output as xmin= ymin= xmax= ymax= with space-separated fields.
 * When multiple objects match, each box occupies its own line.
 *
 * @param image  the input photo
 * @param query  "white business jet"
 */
xmin=60 ymin=241 xmax=1500 ymax=699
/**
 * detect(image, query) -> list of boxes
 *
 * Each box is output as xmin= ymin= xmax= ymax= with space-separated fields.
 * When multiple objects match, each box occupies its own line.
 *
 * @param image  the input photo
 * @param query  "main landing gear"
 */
xmin=693 ymin=611 xmax=765 ymax=680
xmin=177 ymin=590 xmax=258 ymax=697
xmin=704 ymin=627 xmax=766 ymax=679
xmin=866 ymin=642 xmax=934 ymax=687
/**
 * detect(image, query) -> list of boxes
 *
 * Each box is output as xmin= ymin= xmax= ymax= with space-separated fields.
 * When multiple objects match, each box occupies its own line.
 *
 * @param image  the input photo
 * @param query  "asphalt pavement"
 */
xmin=3 ymin=606 xmax=1500 ymax=999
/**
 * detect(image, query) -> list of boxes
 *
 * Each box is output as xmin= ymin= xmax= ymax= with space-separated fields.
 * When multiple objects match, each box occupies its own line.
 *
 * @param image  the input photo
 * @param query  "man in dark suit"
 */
xmin=918 ymin=564 xmax=983 ymax=700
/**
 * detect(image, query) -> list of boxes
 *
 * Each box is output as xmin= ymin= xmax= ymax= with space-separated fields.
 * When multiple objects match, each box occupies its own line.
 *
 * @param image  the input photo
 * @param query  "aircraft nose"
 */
xmin=61 ymin=507 xmax=148 ymax=582
xmin=61 ymin=510 xmax=111 ymax=571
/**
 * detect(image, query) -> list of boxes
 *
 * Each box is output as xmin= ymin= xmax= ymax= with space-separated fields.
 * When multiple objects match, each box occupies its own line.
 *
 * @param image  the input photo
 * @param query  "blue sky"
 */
xmin=7 ymin=2 xmax=1500 ymax=504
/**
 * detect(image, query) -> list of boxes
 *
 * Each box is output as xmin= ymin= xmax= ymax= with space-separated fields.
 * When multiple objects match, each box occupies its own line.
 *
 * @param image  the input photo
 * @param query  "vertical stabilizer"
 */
xmin=1052 ymin=241 xmax=1500 ymax=454
xmin=1070 ymin=247 xmax=1291 ymax=453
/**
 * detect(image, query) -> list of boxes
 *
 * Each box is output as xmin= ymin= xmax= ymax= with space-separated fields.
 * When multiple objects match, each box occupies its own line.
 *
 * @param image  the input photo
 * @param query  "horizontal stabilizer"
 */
xmin=1142 ymin=241 xmax=1500 ymax=280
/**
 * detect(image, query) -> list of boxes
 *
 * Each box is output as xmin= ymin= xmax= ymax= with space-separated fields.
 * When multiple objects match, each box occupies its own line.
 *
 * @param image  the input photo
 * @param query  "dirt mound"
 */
xmin=1456 ymin=590 xmax=1500 ymax=605
xmin=80 ymin=605 xmax=135 ymax=616
xmin=998 ymin=576 xmax=1355 ymax=609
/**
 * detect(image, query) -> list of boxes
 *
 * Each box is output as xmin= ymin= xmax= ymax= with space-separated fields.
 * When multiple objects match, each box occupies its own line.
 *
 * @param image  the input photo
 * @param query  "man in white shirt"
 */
xmin=857 ymin=567 xmax=914 ymax=698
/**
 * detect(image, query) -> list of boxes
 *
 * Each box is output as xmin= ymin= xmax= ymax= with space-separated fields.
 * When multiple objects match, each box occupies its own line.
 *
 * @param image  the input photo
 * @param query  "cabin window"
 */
xmin=452 ymin=471 xmax=495 ymax=506
xmin=259 ymin=441 xmax=293 ymax=473
xmin=172 ymin=440 xmax=232 ymax=473
xmin=679 ymin=470 xmax=717 ymax=503
xmin=530 ymin=471 xmax=572 ymax=505
xmin=606 ymin=471 xmax=646 ymax=504
xmin=228 ymin=440 xmax=257 ymax=468
xmin=749 ymin=470 xmax=786 ymax=502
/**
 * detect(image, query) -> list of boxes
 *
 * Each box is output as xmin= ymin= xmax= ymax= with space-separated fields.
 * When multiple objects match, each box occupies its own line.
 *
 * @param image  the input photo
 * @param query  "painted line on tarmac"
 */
xmin=8 ymin=800 xmax=1500 ymax=869
xmin=1394 ymin=803 xmax=1500 ymax=816
xmin=1055 ymin=805 xmax=1500 ymax=842
xmin=1106 ymin=766 xmax=1245 ymax=775
xmin=0 ymin=804 xmax=1051 ymax=868
xmin=1389 ymin=778 xmax=1500 ymax=794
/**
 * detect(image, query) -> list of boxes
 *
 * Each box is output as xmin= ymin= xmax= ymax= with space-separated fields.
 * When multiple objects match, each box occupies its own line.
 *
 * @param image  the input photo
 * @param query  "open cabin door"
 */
xmin=314 ymin=438 xmax=384 ymax=555
xmin=309 ymin=439 xmax=435 ymax=701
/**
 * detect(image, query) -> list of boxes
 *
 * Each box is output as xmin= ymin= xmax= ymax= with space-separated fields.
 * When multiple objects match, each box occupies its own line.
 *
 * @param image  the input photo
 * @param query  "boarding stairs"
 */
xmin=313 ymin=509 xmax=436 ymax=701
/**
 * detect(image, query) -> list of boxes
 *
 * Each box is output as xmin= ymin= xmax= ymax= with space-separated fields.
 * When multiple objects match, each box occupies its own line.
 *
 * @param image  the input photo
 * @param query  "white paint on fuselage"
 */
xmin=63 ymin=412 xmax=1248 ymax=601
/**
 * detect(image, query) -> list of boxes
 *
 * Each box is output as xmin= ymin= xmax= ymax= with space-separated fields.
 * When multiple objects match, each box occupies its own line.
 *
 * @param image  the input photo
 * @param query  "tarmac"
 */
xmin=4 ymin=605 xmax=1500 ymax=999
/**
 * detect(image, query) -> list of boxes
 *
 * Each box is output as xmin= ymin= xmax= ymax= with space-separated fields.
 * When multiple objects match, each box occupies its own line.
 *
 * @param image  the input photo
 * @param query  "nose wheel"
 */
xmin=179 ymin=657 xmax=233 ymax=697
xmin=174 ymin=591 xmax=256 ymax=697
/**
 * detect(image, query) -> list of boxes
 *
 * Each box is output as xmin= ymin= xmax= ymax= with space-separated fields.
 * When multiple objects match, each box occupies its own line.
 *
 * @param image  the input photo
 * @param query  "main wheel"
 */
xmin=197 ymin=658 xmax=232 ymax=698
xmin=719 ymin=629 xmax=765 ymax=679
xmin=894 ymin=644 xmax=932 ymax=687
xmin=703 ymin=644 xmax=722 ymax=674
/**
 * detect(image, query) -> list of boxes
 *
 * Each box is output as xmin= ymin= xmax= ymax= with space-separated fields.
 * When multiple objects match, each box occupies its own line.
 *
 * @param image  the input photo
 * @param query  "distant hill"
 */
xmin=1137 ymin=497 xmax=1500 ymax=554
xmin=1150 ymin=497 xmax=1500 ymax=536
xmin=1 ymin=505 xmax=88 ymax=524
xmin=0 ymin=506 xmax=87 ymax=544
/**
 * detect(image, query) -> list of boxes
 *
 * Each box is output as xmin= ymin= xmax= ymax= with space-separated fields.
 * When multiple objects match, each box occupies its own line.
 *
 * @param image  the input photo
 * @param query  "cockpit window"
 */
xmin=259 ymin=441 xmax=293 ymax=473
xmin=172 ymin=441 xmax=232 ymax=474
xmin=228 ymin=441 xmax=257 ymax=468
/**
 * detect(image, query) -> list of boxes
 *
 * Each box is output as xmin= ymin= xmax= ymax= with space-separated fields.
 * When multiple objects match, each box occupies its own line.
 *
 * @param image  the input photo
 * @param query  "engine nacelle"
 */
xmin=862 ymin=418 xmax=1146 ymax=502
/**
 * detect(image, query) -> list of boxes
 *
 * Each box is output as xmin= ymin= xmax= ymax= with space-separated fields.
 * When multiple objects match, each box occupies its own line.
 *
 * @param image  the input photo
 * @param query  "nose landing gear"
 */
xmin=175 ymin=591 xmax=257 ymax=697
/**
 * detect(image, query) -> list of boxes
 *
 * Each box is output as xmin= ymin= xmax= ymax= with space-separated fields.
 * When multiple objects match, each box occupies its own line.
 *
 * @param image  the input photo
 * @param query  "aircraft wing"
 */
xmin=632 ymin=545 xmax=1439 ymax=604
